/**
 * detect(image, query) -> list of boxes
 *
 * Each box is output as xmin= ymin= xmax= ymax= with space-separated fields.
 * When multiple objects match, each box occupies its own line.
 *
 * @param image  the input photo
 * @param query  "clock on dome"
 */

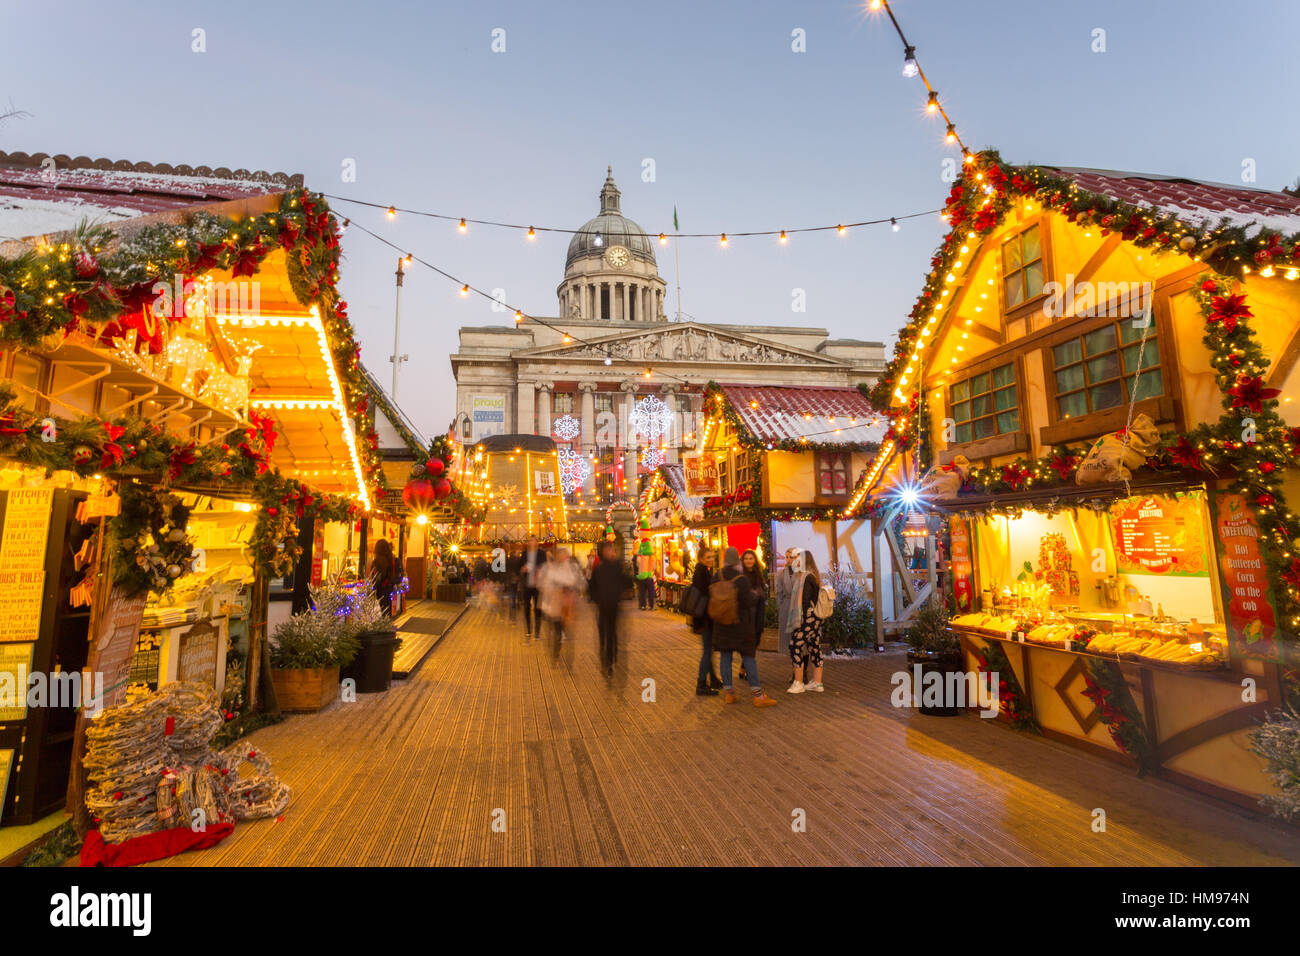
xmin=605 ymin=245 xmax=629 ymax=268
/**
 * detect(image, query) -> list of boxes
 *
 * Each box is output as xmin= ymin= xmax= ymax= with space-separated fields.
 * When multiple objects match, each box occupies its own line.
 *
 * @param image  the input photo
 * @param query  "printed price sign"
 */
xmin=1211 ymin=491 xmax=1279 ymax=660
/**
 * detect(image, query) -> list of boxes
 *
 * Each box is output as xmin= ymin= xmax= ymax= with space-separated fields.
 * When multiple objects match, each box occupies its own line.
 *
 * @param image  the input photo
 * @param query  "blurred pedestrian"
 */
xmin=690 ymin=546 xmax=722 ymax=696
xmin=711 ymin=548 xmax=776 ymax=708
xmin=539 ymin=546 xmax=583 ymax=661
xmin=588 ymin=540 xmax=628 ymax=677
xmin=506 ymin=543 xmax=523 ymax=622
xmin=775 ymin=546 xmax=801 ymax=657
xmin=371 ymin=538 xmax=396 ymax=617
xmin=520 ymin=535 xmax=545 ymax=641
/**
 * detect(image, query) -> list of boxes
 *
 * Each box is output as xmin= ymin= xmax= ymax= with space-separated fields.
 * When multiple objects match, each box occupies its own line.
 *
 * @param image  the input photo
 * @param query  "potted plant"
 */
xmin=904 ymin=598 xmax=963 ymax=716
xmin=268 ymin=588 xmax=361 ymax=711
xmin=338 ymin=584 xmax=402 ymax=693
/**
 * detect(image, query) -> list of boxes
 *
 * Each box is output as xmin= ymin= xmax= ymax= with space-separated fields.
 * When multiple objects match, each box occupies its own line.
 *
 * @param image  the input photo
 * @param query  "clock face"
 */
xmin=605 ymin=245 xmax=629 ymax=268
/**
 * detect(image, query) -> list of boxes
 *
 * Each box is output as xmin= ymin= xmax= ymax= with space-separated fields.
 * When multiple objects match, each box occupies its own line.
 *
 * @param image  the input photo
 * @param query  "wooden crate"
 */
xmin=270 ymin=666 xmax=339 ymax=712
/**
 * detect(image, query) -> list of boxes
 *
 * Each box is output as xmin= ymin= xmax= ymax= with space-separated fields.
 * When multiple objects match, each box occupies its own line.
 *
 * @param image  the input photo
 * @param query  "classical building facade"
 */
xmin=450 ymin=168 xmax=887 ymax=503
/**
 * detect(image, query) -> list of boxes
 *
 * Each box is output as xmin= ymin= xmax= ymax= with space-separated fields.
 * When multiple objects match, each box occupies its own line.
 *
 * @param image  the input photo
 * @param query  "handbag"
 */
xmin=679 ymin=585 xmax=703 ymax=617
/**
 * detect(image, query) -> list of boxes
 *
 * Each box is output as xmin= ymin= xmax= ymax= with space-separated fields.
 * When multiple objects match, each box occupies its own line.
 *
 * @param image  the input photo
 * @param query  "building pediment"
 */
xmin=513 ymin=323 xmax=846 ymax=367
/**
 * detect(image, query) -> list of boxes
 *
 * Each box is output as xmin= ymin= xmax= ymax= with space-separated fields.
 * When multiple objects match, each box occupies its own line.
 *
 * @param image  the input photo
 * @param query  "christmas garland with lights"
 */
xmin=974 ymin=639 xmax=1038 ymax=732
xmin=1082 ymin=658 xmax=1156 ymax=774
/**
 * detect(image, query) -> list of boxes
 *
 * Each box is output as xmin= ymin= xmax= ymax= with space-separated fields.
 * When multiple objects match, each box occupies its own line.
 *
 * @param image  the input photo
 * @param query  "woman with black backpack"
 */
xmin=690 ymin=545 xmax=723 ymax=696
xmin=787 ymin=549 xmax=827 ymax=694
xmin=711 ymin=548 xmax=776 ymax=708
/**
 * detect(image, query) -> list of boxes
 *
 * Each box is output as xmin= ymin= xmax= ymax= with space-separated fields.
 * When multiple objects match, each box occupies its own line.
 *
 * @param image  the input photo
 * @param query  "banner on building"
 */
xmin=683 ymin=453 xmax=719 ymax=497
xmin=471 ymin=395 xmax=506 ymax=441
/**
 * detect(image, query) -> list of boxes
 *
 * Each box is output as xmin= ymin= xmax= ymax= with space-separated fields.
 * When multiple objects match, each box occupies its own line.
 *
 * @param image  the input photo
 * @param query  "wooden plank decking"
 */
xmin=152 ymin=605 xmax=1300 ymax=866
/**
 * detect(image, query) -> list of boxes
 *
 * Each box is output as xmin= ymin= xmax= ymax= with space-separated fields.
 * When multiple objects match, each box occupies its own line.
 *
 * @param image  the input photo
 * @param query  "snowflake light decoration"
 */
xmin=628 ymin=395 xmax=673 ymax=442
xmin=557 ymin=448 xmax=592 ymax=494
xmin=640 ymin=445 xmax=665 ymax=469
xmin=551 ymin=414 xmax=581 ymax=442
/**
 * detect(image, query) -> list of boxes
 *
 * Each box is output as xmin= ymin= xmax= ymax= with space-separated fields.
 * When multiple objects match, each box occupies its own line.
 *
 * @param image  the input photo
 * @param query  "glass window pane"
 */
xmin=974 ymin=416 xmax=996 ymax=439
xmin=1121 ymin=341 xmax=1158 ymax=374
xmin=950 ymin=381 xmax=969 ymax=402
xmin=996 ymin=410 xmax=1019 ymax=434
xmin=1058 ymin=392 xmax=1088 ymax=419
xmin=1131 ymin=370 xmax=1163 ymax=401
xmin=992 ymin=364 xmax=1014 ymax=388
xmin=1087 ymin=353 xmax=1122 ymax=383
xmin=952 ymin=401 xmax=970 ymax=423
xmin=1003 ymin=239 xmax=1023 ymax=272
xmin=1140 ymin=340 xmax=1159 ymax=370
xmin=1119 ymin=319 xmax=1154 ymax=344
xmin=1056 ymin=365 xmax=1085 ymax=393
xmin=1090 ymin=380 xmax=1124 ymax=410
xmin=955 ymin=423 xmax=972 ymax=444
xmin=971 ymin=394 xmax=991 ymax=418
xmin=1021 ymin=225 xmax=1041 ymax=260
xmin=971 ymin=372 xmax=990 ymax=395
xmin=1024 ymin=261 xmax=1044 ymax=299
xmin=1054 ymin=340 xmax=1082 ymax=367
xmin=1005 ymin=273 xmax=1024 ymax=307
xmin=1084 ymin=325 xmax=1117 ymax=356
xmin=995 ymin=387 xmax=1016 ymax=411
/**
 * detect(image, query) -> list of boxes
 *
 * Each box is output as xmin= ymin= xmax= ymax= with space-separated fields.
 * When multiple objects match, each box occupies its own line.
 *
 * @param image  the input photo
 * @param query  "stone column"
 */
xmin=660 ymin=385 xmax=678 ymax=465
xmin=622 ymin=283 xmax=630 ymax=322
xmin=536 ymin=383 xmax=552 ymax=439
xmin=580 ymin=382 xmax=597 ymax=499
xmin=588 ymin=283 xmax=596 ymax=319
xmin=516 ymin=380 xmax=535 ymax=434
xmin=620 ymin=381 xmax=640 ymax=498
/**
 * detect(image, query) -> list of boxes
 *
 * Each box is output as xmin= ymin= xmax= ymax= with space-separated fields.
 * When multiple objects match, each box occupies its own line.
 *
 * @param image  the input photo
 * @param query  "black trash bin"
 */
xmin=343 ymin=630 xmax=400 ymax=693
xmin=906 ymin=649 xmax=963 ymax=716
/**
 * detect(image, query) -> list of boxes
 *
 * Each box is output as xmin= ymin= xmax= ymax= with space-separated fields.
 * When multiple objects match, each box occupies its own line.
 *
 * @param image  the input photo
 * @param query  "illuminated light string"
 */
xmin=326 ymin=193 xmax=940 ymax=244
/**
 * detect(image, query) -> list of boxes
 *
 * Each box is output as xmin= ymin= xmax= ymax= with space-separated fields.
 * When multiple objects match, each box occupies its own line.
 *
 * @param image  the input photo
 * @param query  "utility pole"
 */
xmin=390 ymin=256 xmax=410 ymax=400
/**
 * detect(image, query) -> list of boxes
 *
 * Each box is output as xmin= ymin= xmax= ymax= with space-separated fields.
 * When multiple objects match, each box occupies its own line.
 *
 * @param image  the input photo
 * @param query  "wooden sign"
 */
xmin=1110 ymin=493 xmax=1206 ymax=576
xmin=0 ymin=488 xmax=53 ymax=569
xmin=949 ymin=518 xmax=974 ymax=612
xmin=683 ymin=453 xmax=719 ymax=497
xmin=177 ymin=622 xmax=218 ymax=688
xmin=89 ymin=589 xmax=147 ymax=711
xmin=0 ymin=569 xmax=44 ymax=644
xmin=0 ymin=643 xmax=34 ymax=722
xmin=1211 ymin=491 xmax=1279 ymax=660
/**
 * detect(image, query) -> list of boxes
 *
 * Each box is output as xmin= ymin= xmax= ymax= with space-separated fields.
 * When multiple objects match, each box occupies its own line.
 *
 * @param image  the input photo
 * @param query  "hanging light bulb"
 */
xmin=720 ymin=233 xmax=727 ymax=246
xmin=644 ymin=368 xmax=652 ymax=378
xmin=891 ymin=218 xmax=900 ymax=232
xmin=460 ymin=284 xmax=469 ymax=297
xmin=458 ymin=218 xmax=467 ymax=232
xmin=403 ymin=253 xmax=412 ymax=265
xmin=926 ymin=91 xmax=939 ymax=113
xmin=386 ymin=206 xmax=396 ymax=220
xmin=902 ymin=45 xmax=918 ymax=78
xmin=604 ymin=356 xmax=612 ymax=366
xmin=945 ymin=124 xmax=957 ymax=144
xmin=836 ymin=224 xmax=846 ymax=235
xmin=593 ymin=231 xmax=603 ymax=247
xmin=527 ymin=226 xmax=536 ymax=240
xmin=963 ymin=150 xmax=974 ymax=164
xmin=779 ymin=229 xmax=788 ymax=244
xmin=514 ymin=310 xmax=523 ymax=323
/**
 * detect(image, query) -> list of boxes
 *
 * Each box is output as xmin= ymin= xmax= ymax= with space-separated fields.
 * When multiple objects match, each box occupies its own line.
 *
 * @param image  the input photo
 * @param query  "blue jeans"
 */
xmin=697 ymin=621 xmax=714 ymax=683
xmin=720 ymin=651 xmax=759 ymax=692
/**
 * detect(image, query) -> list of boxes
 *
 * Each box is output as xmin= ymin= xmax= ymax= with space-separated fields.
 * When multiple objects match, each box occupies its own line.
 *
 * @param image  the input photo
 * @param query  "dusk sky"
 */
xmin=5 ymin=0 xmax=1299 ymax=439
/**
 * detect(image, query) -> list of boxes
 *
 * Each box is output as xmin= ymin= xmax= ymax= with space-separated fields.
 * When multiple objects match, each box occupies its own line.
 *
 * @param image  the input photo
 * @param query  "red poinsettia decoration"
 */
xmin=1206 ymin=294 xmax=1251 ymax=334
xmin=1000 ymin=463 xmax=1031 ymax=490
xmin=99 ymin=422 xmax=127 ymax=469
xmin=1048 ymin=452 xmax=1079 ymax=480
xmin=973 ymin=208 xmax=998 ymax=232
xmin=229 ymin=240 xmax=267 ymax=278
xmin=0 ymin=286 xmax=26 ymax=323
xmin=1200 ymin=278 xmax=1218 ymax=292
xmin=168 ymin=442 xmax=198 ymax=482
xmin=1258 ymin=493 xmax=1276 ymax=508
xmin=1169 ymin=435 xmax=1204 ymax=470
xmin=189 ymin=242 xmax=224 ymax=273
xmin=1227 ymin=374 xmax=1280 ymax=413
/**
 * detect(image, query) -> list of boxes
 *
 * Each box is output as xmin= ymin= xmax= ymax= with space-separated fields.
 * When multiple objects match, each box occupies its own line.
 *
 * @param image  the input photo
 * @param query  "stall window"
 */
xmin=552 ymin=391 xmax=573 ymax=415
xmin=1001 ymin=224 xmax=1045 ymax=310
xmin=1053 ymin=321 xmax=1162 ymax=419
xmin=735 ymin=450 xmax=753 ymax=488
xmin=719 ymin=454 xmax=732 ymax=495
xmin=816 ymin=451 xmax=851 ymax=497
xmin=950 ymin=364 xmax=1019 ymax=444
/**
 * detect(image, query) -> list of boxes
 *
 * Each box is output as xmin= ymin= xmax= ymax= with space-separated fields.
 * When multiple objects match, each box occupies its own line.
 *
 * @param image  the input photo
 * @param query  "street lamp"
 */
xmin=390 ymin=256 xmax=410 ymax=400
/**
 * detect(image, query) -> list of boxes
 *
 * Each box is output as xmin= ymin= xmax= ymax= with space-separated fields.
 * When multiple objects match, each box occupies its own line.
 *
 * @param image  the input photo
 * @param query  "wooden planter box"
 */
xmin=270 ymin=666 xmax=339 ymax=712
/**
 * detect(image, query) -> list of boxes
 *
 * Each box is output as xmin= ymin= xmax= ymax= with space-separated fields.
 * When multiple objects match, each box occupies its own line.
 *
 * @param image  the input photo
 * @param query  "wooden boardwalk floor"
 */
xmin=156 ymin=605 xmax=1300 ymax=866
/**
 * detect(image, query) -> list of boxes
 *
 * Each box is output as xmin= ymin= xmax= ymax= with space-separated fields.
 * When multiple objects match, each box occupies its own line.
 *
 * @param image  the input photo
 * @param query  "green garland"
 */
xmin=1083 ymin=658 xmax=1156 ymax=774
xmin=110 ymin=481 xmax=196 ymax=598
xmin=974 ymin=638 xmax=1038 ymax=732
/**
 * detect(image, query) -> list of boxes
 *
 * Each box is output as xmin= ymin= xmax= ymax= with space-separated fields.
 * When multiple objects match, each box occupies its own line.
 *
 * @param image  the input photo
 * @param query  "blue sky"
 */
xmin=5 ymin=0 xmax=1299 ymax=437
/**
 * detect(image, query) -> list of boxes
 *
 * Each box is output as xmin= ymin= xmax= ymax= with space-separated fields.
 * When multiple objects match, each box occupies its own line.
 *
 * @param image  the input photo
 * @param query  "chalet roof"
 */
xmin=0 ymin=150 xmax=301 ymax=242
xmin=714 ymin=383 xmax=886 ymax=448
xmin=359 ymin=363 xmax=429 ymax=456
xmin=1038 ymin=166 xmax=1300 ymax=238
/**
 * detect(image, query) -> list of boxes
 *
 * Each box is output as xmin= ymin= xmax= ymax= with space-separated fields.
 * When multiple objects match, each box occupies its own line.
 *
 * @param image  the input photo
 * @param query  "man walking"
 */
xmin=520 ymin=535 xmax=545 ymax=640
xmin=588 ymin=541 xmax=629 ymax=677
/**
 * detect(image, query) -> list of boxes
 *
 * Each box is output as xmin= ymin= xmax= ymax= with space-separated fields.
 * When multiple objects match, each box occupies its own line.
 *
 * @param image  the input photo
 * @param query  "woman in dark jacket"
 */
xmin=711 ymin=549 xmax=776 ymax=707
xmin=371 ymin=538 xmax=396 ymax=617
xmin=692 ymin=546 xmax=723 ymax=696
xmin=739 ymin=549 xmax=766 ymax=681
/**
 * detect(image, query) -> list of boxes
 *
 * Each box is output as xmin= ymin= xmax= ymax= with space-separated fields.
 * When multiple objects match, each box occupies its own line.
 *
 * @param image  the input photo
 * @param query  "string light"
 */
xmin=460 ymin=284 xmax=469 ymax=296
xmin=779 ymin=229 xmax=788 ymax=244
xmin=386 ymin=206 xmax=396 ymax=220
xmin=902 ymin=44 xmax=918 ymax=77
xmin=926 ymin=91 xmax=939 ymax=113
xmin=891 ymin=217 xmax=900 ymax=232
xmin=720 ymin=233 xmax=727 ymax=246
xmin=527 ymin=226 xmax=536 ymax=240
xmin=458 ymin=217 xmax=467 ymax=232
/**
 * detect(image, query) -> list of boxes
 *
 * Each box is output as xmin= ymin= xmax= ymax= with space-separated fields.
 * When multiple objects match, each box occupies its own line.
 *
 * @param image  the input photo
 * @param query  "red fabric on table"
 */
xmin=80 ymin=822 xmax=234 ymax=867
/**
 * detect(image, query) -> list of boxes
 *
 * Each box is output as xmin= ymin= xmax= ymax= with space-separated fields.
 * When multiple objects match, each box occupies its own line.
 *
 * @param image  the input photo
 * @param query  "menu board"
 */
xmin=0 ymin=643 xmax=34 ymax=722
xmin=0 ymin=489 xmax=52 ymax=643
xmin=1109 ymin=493 xmax=1207 ymax=576
xmin=89 ymin=590 xmax=147 ymax=711
xmin=177 ymin=622 xmax=218 ymax=687
xmin=949 ymin=518 xmax=974 ymax=612
xmin=1212 ymin=491 xmax=1279 ymax=660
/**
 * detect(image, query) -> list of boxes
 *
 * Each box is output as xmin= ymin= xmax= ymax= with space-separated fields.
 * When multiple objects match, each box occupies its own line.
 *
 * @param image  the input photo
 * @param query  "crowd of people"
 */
xmin=449 ymin=536 xmax=834 ymax=705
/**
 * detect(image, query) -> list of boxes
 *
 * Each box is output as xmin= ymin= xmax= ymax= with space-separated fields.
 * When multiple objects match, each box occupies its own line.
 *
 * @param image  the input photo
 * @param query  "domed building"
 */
xmin=558 ymin=167 xmax=668 ymax=322
xmin=450 ymin=167 xmax=886 ymax=504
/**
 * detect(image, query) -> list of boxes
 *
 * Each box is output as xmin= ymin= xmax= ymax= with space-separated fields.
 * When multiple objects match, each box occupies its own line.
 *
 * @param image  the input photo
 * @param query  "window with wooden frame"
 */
xmin=1001 ymin=223 xmax=1045 ymax=311
xmin=734 ymin=449 xmax=753 ymax=488
xmin=552 ymin=391 xmax=574 ymax=415
xmin=719 ymin=454 xmax=733 ymax=495
xmin=949 ymin=363 xmax=1019 ymax=444
xmin=815 ymin=450 xmax=851 ymax=497
xmin=1052 ymin=320 xmax=1161 ymax=419
xmin=594 ymin=393 xmax=613 ymax=414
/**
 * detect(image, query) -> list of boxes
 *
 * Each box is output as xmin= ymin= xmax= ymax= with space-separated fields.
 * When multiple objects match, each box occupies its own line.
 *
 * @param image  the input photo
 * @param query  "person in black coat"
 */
xmin=692 ymin=546 xmax=722 ymax=695
xmin=588 ymin=541 xmax=629 ymax=677
xmin=711 ymin=548 xmax=776 ymax=707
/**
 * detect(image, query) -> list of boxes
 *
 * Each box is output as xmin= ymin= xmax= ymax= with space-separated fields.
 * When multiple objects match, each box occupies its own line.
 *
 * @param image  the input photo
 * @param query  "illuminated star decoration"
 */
xmin=557 ymin=448 xmax=592 ymax=494
xmin=551 ymin=414 xmax=581 ymax=442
